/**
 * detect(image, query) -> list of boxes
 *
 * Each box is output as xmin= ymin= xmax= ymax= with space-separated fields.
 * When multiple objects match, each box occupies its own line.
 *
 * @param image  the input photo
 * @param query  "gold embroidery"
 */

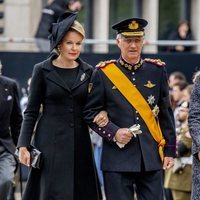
xmin=144 ymin=81 xmax=156 ymax=88
xmin=119 ymin=59 xmax=143 ymax=71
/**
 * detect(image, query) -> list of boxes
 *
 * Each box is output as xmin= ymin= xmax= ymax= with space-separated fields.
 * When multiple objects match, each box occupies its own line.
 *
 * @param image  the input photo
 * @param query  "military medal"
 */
xmin=152 ymin=105 xmax=160 ymax=117
xmin=147 ymin=95 xmax=155 ymax=105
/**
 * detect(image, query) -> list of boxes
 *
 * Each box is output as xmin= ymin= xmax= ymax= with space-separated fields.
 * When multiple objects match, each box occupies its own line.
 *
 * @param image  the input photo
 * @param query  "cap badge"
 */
xmin=144 ymin=81 xmax=156 ymax=88
xmin=128 ymin=21 xmax=139 ymax=30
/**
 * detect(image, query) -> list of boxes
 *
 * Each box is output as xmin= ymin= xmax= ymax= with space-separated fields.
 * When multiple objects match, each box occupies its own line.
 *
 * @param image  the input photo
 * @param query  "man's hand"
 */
xmin=115 ymin=128 xmax=133 ymax=145
xmin=163 ymin=157 xmax=174 ymax=170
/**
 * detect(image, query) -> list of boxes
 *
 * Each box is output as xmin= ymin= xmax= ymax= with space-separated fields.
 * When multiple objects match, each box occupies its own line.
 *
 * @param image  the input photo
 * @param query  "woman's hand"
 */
xmin=19 ymin=147 xmax=31 ymax=167
xmin=93 ymin=111 xmax=109 ymax=127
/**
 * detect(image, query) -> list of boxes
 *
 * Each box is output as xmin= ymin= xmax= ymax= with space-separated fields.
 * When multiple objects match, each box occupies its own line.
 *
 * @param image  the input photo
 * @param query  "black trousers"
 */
xmin=103 ymin=170 xmax=164 ymax=200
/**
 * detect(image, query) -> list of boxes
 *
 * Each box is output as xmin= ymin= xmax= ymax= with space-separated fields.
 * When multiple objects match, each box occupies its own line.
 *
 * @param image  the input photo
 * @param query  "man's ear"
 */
xmin=116 ymin=38 xmax=121 ymax=48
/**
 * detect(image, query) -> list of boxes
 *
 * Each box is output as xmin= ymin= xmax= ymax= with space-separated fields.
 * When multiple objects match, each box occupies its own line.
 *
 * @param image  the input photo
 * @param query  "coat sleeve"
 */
xmin=158 ymin=67 xmax=176 ymax=157
xmin=17 ymin=64 xmax=45 ymax=147
xmin=10 ymin=80 xmax=22 ymax=146
xmin=83 ymin=68 xmax=120 ymax=142
xmin=188 ymin=76 xmax=200 ymax=155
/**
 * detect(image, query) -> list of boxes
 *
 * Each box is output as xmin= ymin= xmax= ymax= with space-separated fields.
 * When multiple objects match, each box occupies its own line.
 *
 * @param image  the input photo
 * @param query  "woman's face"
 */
xmin=58 ymin=30 xmax=83 ymax=61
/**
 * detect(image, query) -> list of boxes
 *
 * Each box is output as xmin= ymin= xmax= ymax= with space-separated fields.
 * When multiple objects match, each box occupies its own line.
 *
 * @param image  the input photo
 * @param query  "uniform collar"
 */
xmin=118 ymin=57 xmax=143 ymax=71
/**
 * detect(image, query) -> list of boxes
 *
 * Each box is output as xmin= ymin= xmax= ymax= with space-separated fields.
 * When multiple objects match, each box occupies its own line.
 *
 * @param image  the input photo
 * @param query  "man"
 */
xmin=0 ymin=62 xmax=22 ymax=200
xmin=84 ymin=17 xmax=176 ymax=200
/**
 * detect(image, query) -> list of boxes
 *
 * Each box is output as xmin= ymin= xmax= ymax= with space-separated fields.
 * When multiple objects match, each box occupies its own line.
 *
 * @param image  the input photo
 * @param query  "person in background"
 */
xmin=168 ymin=71 xmax=187 ymax=90
xmin=84 ymin=17 xmax=176 ymax=200
xmin=0 ymin=61 xmax=22 ymax=200
xmin=182 ymin=84 xmax=193 ymax=102
xmin=66 ymin=0 xmax=82 ymax=12
xmin=90 ymin=129 xmax=104 ymax=192
xmin=17 ymin=12 xmax=106 ymax=200
xmin=35 ymin=0 xmax=82 ymax=52
xmin=167 ymin=21 xmax=193 ymax=53
xmin=188 ymin=70 xmax=200 ymax=200
xmin=168 ymin=71 xmax=187 ymax=117
xmin=165 ymin=101 xmax=192 ymax=200
xmin=171 ymin=81 xmax=188 ymax=129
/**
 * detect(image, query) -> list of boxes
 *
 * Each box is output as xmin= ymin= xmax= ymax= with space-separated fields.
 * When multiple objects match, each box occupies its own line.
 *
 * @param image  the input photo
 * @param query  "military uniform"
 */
xmin=84 ymin=58 xmax=176 ymax=199
xmin=84 ymin=17 xmax=176 ymax=200
xmin=165 ymin=101 xmax=192 ymax=200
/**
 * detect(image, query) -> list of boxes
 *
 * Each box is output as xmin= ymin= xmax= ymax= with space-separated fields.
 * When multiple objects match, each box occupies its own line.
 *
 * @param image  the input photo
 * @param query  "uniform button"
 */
xmin=136 ymin=117 xmax=139 ymax=120
xmin=98 ymin=128 xmax=102 ymax=131
xmin=69 ymin=108 xmax=73 ymax=112
xmin=70 ymin=123 xmax=74 ymax=127
xmin=132 ymin=72 xmax=135 ymax=75
xmin=133 ymin=78 xmax=135 ymax=81
xmin=108 ymin=134 xmax=111 ymax=137
xmin=103 ymin=131 xmax=106 ymax=134
xmin=135 ymin=110 xmax=138 ymax=113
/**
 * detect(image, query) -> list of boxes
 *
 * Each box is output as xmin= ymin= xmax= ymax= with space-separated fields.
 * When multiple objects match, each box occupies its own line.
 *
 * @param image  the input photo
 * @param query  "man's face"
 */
xmin=117 ymin=35 xmax=144 ymax=63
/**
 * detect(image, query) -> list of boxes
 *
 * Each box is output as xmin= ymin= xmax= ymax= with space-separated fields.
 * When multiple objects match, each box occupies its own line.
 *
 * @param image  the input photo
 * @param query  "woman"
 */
xmin=17 ymin=12 xmax=106 ymax=200
xmin=188 ymin=71 xmax=200 ymax=200
xmin=168 ymin=21 xmax=193 ymax=52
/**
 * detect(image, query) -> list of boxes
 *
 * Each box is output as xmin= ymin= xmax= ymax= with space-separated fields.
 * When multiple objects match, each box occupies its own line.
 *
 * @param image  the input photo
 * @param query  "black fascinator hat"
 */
xmin=48 ymin=12 xmax=77 ymax=51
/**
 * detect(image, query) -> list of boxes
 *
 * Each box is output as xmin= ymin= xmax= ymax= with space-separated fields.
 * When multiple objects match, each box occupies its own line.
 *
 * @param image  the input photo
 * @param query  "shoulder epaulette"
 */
xmin=96 ymin=59 xmax=116 ymax=68
xmin=144 ymin=58 xmax=166 ymax=67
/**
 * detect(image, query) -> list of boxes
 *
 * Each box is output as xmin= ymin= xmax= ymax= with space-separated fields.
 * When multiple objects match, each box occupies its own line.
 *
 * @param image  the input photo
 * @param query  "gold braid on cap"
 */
xmin=121 ymin=31 xmax=144 ymax=36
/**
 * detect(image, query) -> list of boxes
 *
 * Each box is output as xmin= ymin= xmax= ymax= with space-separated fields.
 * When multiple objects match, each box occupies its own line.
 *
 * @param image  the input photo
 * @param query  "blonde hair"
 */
xmin=70 ymin=20 xmax=85 ymax=38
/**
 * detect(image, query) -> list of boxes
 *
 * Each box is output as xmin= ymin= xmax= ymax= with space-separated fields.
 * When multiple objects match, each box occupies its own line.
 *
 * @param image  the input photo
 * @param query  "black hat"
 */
xmin=48 ymin=12 xmax=77 ymax=51
xmin=112 ymin=17 xmax=148 ymax=37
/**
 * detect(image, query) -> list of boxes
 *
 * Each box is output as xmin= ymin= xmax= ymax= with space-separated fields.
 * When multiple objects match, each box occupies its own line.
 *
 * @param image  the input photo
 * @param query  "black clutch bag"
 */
xmin=15 ymin=145 xmax=43 ymax=169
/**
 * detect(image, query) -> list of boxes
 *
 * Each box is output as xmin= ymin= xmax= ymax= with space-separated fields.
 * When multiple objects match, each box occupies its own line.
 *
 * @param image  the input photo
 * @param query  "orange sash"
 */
xmin=101 ymin=63 xmax=165 ymax=161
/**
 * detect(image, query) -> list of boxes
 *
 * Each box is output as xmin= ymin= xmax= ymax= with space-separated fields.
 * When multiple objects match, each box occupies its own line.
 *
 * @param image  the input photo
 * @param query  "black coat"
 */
xmin=17 ymin=55 xmax=101 ymax=200
xmin=0 ymin=76 xmax=22 ymax=154
xmin=84 ymin=59 xmax=176 ymax=172
xmin=167 ymin=31 xmax=193 ymax=52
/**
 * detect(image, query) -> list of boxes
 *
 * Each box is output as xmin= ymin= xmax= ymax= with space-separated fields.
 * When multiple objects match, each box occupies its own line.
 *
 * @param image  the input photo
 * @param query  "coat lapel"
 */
xmin=42 ymin=56 xmax=92 ymax=92
xmin=42 ymin=57 xmax=70 ymax=91
xmin=46 ymin=70 xmax=70 ymax=91
xmin=71 ymin=67 xmax=90 ymax=91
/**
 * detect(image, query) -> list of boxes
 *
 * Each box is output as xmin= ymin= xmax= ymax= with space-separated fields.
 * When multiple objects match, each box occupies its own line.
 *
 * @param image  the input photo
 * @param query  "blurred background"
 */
xmin=0 ymin=0 xmax=199 ymax=90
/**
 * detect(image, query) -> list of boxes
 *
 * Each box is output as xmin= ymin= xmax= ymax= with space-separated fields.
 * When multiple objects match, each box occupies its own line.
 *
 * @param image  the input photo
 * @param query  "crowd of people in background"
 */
xmin=165 ymin=71 xmax=193 ymax=200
